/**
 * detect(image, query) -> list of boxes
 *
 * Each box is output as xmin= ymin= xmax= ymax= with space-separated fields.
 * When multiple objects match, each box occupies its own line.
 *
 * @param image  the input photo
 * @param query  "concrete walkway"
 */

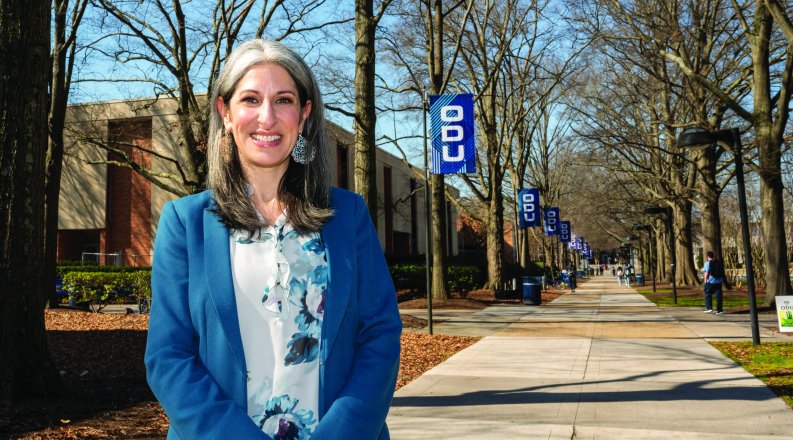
xmin=388 ymin=276 xmax=793 ymax=439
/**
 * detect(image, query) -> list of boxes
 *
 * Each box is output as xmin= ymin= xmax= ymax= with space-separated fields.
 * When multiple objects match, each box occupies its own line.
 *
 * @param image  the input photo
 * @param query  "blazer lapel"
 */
xmin=203 ymin=208 xmax=246 ymax=372
xmin=321 ymin=207 xmax=352 ymax=360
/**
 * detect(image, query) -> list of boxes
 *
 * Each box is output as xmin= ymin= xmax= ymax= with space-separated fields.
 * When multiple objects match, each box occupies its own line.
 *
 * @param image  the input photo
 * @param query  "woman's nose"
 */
xmin=257 ymin=103 xmax=277 ymax=128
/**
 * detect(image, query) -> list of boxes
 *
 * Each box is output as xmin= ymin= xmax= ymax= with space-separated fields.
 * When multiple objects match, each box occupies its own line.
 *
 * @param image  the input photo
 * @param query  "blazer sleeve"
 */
xmin=312 ymin=195 xmax=402 ymax=439
xmin=145 ymin=202 xmax=270 ymax=439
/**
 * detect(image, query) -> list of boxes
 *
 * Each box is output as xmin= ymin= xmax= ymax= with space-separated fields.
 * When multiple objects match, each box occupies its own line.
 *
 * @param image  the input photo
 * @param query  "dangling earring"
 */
xmin=291 ymin=133 xmax=315 ymax=164
xmin=220 ymin=130 xmax=233 ymax=162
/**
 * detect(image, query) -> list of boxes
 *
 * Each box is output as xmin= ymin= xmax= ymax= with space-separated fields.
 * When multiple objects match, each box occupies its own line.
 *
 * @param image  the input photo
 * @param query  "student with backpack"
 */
xmin=702 ymin=251 xmax=725 ymax=314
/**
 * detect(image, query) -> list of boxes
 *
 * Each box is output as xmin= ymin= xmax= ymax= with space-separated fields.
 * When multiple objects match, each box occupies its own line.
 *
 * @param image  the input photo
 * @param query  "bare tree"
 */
xmin=353 ymin=0 xmax=395 ymax=225
xmin=85 ymin=0 xmax=347 ymax=195
xmin=378 ymin=0 xmax=473 ymax=300
xmin=45 ymin=0 xmax=90 ymax=308
xmin=1 ymin=0 xmax=64 ymax=400
xmin=598 ymin=0 xmax=793 ymax=304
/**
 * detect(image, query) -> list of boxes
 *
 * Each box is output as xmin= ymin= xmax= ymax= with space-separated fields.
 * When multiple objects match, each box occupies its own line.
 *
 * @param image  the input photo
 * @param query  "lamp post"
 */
xmin=677 ymin=127 xmax=760 ymax=345
xmin=645 ymin=205 xmax=676 ymax=303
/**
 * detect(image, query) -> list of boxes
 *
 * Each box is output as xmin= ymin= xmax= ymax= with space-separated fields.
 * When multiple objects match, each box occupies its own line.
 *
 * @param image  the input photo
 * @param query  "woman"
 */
xmin=145 ymin=39 xmax=402 ymax=440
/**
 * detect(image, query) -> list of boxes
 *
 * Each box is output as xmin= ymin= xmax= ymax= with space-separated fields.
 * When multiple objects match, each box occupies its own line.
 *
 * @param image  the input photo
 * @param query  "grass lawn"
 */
xmin=711 ymin=342 xmax=793 ymax=408
xmin=637 ymin=286 xmax=750 ymax=308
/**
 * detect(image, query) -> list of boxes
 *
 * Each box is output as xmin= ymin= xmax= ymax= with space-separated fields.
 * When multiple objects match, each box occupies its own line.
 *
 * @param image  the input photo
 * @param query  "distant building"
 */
xmin=57 ymin=97 xmax=458 ymax=265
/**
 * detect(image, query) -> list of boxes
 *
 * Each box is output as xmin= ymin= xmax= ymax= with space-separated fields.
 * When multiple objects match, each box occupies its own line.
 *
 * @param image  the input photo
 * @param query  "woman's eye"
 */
xmin=240 ymin=96 xmax=259 ymax=104
xmin=275 ymin=96 xmax=293 ymax=104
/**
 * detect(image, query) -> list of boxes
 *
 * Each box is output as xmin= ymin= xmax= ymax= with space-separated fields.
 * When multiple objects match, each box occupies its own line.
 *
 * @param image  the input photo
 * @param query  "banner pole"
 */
xmin=423 ymin=92 xmax=433 ymax=335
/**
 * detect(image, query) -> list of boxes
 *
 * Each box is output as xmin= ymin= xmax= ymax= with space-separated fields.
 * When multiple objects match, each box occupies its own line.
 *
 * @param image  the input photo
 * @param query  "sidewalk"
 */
xmin=388 ymin=276 xmax=793 ymax=439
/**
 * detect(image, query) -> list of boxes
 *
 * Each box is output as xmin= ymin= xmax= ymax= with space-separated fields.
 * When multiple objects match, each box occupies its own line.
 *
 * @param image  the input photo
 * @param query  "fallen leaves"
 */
xmin=397 ymin=332 xmax=480 ymax=390
xmin=6 ymin=309 xmax=479 ymax=439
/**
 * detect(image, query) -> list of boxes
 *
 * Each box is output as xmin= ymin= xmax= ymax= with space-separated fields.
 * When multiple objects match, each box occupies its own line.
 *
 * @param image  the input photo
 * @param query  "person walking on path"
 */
xmin=702 ymin=251 xmax=725 ymax=314
xmin=616 ymin=266 xmax=624 ymax=285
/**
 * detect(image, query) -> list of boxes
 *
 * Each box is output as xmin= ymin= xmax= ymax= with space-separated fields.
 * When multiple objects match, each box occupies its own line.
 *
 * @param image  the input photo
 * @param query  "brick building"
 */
xmin=57 ymin=97 xmax=458 ymax=266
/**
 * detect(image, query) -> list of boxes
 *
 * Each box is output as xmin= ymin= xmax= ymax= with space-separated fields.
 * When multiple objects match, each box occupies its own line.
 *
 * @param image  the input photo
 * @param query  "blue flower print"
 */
xmin=284 ymin=270 xmax=325 ymax=365
xmin=259 ymin=395 xmax=315 ymax=440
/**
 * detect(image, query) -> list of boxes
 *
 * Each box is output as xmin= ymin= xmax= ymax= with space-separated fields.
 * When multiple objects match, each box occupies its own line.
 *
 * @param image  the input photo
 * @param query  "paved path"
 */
xmin=388 ymin=276 xmax=793 ymax=439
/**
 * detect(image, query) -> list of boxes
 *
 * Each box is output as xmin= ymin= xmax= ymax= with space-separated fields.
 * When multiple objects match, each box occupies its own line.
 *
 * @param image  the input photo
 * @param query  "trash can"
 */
xmin=636 ymin=274 xmax=644 ymax=286
xmin=522 ymin=276 xmax=541 ymax=305
xmin=561 ymin=271 xmax=569 ymax=283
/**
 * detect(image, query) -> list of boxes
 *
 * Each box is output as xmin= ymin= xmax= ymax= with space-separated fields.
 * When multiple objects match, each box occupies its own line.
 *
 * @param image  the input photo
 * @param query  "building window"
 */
xmin=337 ymin=144 xmax=349 ymax=189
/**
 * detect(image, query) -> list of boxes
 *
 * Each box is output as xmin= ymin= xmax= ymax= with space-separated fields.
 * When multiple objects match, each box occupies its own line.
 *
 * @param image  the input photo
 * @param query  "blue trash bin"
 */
xmin=636 ymin=274 xmax=645 ymax=286
xmin=521 ymin=276 xmax=541 ymax=305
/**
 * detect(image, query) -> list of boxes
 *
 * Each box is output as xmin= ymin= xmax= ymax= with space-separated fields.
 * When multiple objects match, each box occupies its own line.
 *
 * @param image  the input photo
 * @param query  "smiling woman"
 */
xmin=144 ymin=39 xmax=402 ymax=440
xmin=217 ymin=64 xmax=312 ymax=221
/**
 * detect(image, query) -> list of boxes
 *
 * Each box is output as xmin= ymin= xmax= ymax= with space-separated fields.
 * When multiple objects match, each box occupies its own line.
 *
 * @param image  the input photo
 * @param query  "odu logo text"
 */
xmin=440 ymin=105 xmax=465 ymax=162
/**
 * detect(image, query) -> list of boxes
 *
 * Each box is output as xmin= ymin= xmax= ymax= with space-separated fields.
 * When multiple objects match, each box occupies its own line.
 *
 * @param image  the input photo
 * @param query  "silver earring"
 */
xmin=291 ymin=133 xmax=315 ymax=164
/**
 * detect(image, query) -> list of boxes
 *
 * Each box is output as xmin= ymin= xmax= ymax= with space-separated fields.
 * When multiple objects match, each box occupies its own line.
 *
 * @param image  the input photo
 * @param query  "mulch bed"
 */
xmin=2 ymin=307 xmax=481 ymax=439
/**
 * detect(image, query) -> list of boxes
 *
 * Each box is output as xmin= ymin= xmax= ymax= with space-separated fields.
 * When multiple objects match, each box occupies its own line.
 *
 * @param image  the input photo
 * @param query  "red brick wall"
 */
xmin=106 ymin=119 xmax=152 ymax=266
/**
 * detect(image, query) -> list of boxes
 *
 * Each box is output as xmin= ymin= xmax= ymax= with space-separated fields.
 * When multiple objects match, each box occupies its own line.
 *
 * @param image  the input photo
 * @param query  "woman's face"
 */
xmin=217 ymin=63 xmax=312 ymax=177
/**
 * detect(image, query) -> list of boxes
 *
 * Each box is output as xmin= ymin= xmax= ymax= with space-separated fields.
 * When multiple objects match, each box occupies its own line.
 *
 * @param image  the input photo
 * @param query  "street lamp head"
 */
xmin=676 ymin=127 xmax=715 ymax=150
xmin=676 ymin=126 xmax=738 ymax=150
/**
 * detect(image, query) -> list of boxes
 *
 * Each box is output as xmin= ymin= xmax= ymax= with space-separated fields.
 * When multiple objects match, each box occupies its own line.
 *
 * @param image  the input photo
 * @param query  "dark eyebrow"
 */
xmin=237 ymin=89 xmax=297 ymax=96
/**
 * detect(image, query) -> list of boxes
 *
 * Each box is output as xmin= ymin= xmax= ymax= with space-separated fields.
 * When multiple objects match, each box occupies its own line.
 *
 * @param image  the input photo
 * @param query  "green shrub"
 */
xmin=62 ymin=270 xmax=151 ymax=312
xmin=447 ymin=265 xmax=482 ymax=292
xmin=389 ymin=264 xmax=482 ymax=292
xmin=389 ymin=264 xmax=426 ymax=291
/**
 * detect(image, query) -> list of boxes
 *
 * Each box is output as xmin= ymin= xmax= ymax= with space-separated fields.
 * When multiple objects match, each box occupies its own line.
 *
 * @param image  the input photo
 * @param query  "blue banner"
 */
xmin=569 ymin=232 xmax=577 ymax=249
xmin=430 ymin=94 xmax=476 ymax=174
xmin=576 ymin=237 xmax=584 ymax=251
xmin=559 ymin=221 xmax=571 ymax=242
xmin=544 ymin=207 xmax=559 ymax=236
xmin=517 ymin=188 xmax=541 ymax=228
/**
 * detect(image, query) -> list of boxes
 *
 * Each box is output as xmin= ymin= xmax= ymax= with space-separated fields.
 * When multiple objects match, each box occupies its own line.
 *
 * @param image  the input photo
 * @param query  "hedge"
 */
xmin=61 ymin=271 xmax=151 ymax=312
xmin=389 ymin=264 xmax=482 ymax=292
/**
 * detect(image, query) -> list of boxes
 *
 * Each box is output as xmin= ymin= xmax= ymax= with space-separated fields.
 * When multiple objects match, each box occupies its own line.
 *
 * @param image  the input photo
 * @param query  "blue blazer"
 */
xmin=145 ymin=188 xmax=401 ymax=439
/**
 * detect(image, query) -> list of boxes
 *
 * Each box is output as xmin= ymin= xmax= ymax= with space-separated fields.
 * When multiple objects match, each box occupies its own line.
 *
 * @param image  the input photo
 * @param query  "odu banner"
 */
xmin=517 ymin=188 xmax=541 ymax=228
xmin=430 ymin=94 xmax=476 ymax=174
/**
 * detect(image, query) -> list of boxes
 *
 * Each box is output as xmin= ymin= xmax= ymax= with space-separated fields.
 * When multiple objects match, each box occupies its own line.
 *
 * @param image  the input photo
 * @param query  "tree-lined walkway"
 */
xmin=388 ymin=276 xmax=793 ymax=439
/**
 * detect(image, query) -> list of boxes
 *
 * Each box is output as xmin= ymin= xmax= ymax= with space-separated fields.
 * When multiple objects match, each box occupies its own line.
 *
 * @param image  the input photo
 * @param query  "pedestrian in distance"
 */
xmin=702 ymin=251 xmax=726 ymax=314
xmin=616 ymin=266 xmax=624 ymax=285
xmin=144 ymin=39 xmax=402 ymax=440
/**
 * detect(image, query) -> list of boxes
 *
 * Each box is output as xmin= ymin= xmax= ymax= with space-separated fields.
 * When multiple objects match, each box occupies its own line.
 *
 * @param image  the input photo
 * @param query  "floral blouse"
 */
xmin=230 ymin=212 xmax=327 ymax=439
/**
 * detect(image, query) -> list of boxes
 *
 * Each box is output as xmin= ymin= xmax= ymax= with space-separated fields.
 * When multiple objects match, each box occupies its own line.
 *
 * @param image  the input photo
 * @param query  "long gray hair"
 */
xmin=207 ymin=39 xmax=333 ymax=234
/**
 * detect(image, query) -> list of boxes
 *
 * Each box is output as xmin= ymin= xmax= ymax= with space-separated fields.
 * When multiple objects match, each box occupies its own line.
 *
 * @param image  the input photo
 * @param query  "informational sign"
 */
xmin=543 ymin=207 xmax=559 ymax=236
xmin=430 ymin=94 xmax=476 ymax=174
xmin=517 ymin=188 xmax=541 ymax=228
xmin=559 ymin=221 xmax=571 ymax=242
xmin=776 ymin=296 xmax=793 ymax=332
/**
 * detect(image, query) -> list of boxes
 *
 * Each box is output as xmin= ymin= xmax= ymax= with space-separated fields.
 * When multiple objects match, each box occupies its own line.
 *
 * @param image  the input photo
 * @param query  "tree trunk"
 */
xmin=697 ymin=156 xmax=722 ymax=270
xmin=429 ymin=0 xmax=449 ymax=300
xmin=758 ymin=134 xmax=793 ymax=304
xmin=674 ymin=202 xmax=700 ymax=286
xmin=485 ymin=189 xmax=504 ymax=290
xmin=0 ymin=0 xmax=64 ymax=400
xmin=354 ymin=0 xmax=379 ymax=227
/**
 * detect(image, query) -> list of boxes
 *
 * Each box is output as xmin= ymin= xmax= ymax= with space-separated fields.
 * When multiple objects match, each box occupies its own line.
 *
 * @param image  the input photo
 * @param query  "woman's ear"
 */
xmin=216 ymin=96 xmax=231 ymax=131
xmin=299 ymin=100 xmax=312 ymax=132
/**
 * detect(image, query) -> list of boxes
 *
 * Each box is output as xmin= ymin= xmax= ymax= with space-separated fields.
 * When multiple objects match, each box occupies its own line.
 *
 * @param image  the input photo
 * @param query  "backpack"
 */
xmin=708 ymin=259 xmax=725 ymax=279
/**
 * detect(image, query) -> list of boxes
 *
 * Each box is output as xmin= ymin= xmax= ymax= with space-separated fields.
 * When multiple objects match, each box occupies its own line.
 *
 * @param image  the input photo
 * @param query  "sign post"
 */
xmin=776 ymin=296 xmax=793 ymax=332
xmin=425 ymin=93 xmax=477 ymax=334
